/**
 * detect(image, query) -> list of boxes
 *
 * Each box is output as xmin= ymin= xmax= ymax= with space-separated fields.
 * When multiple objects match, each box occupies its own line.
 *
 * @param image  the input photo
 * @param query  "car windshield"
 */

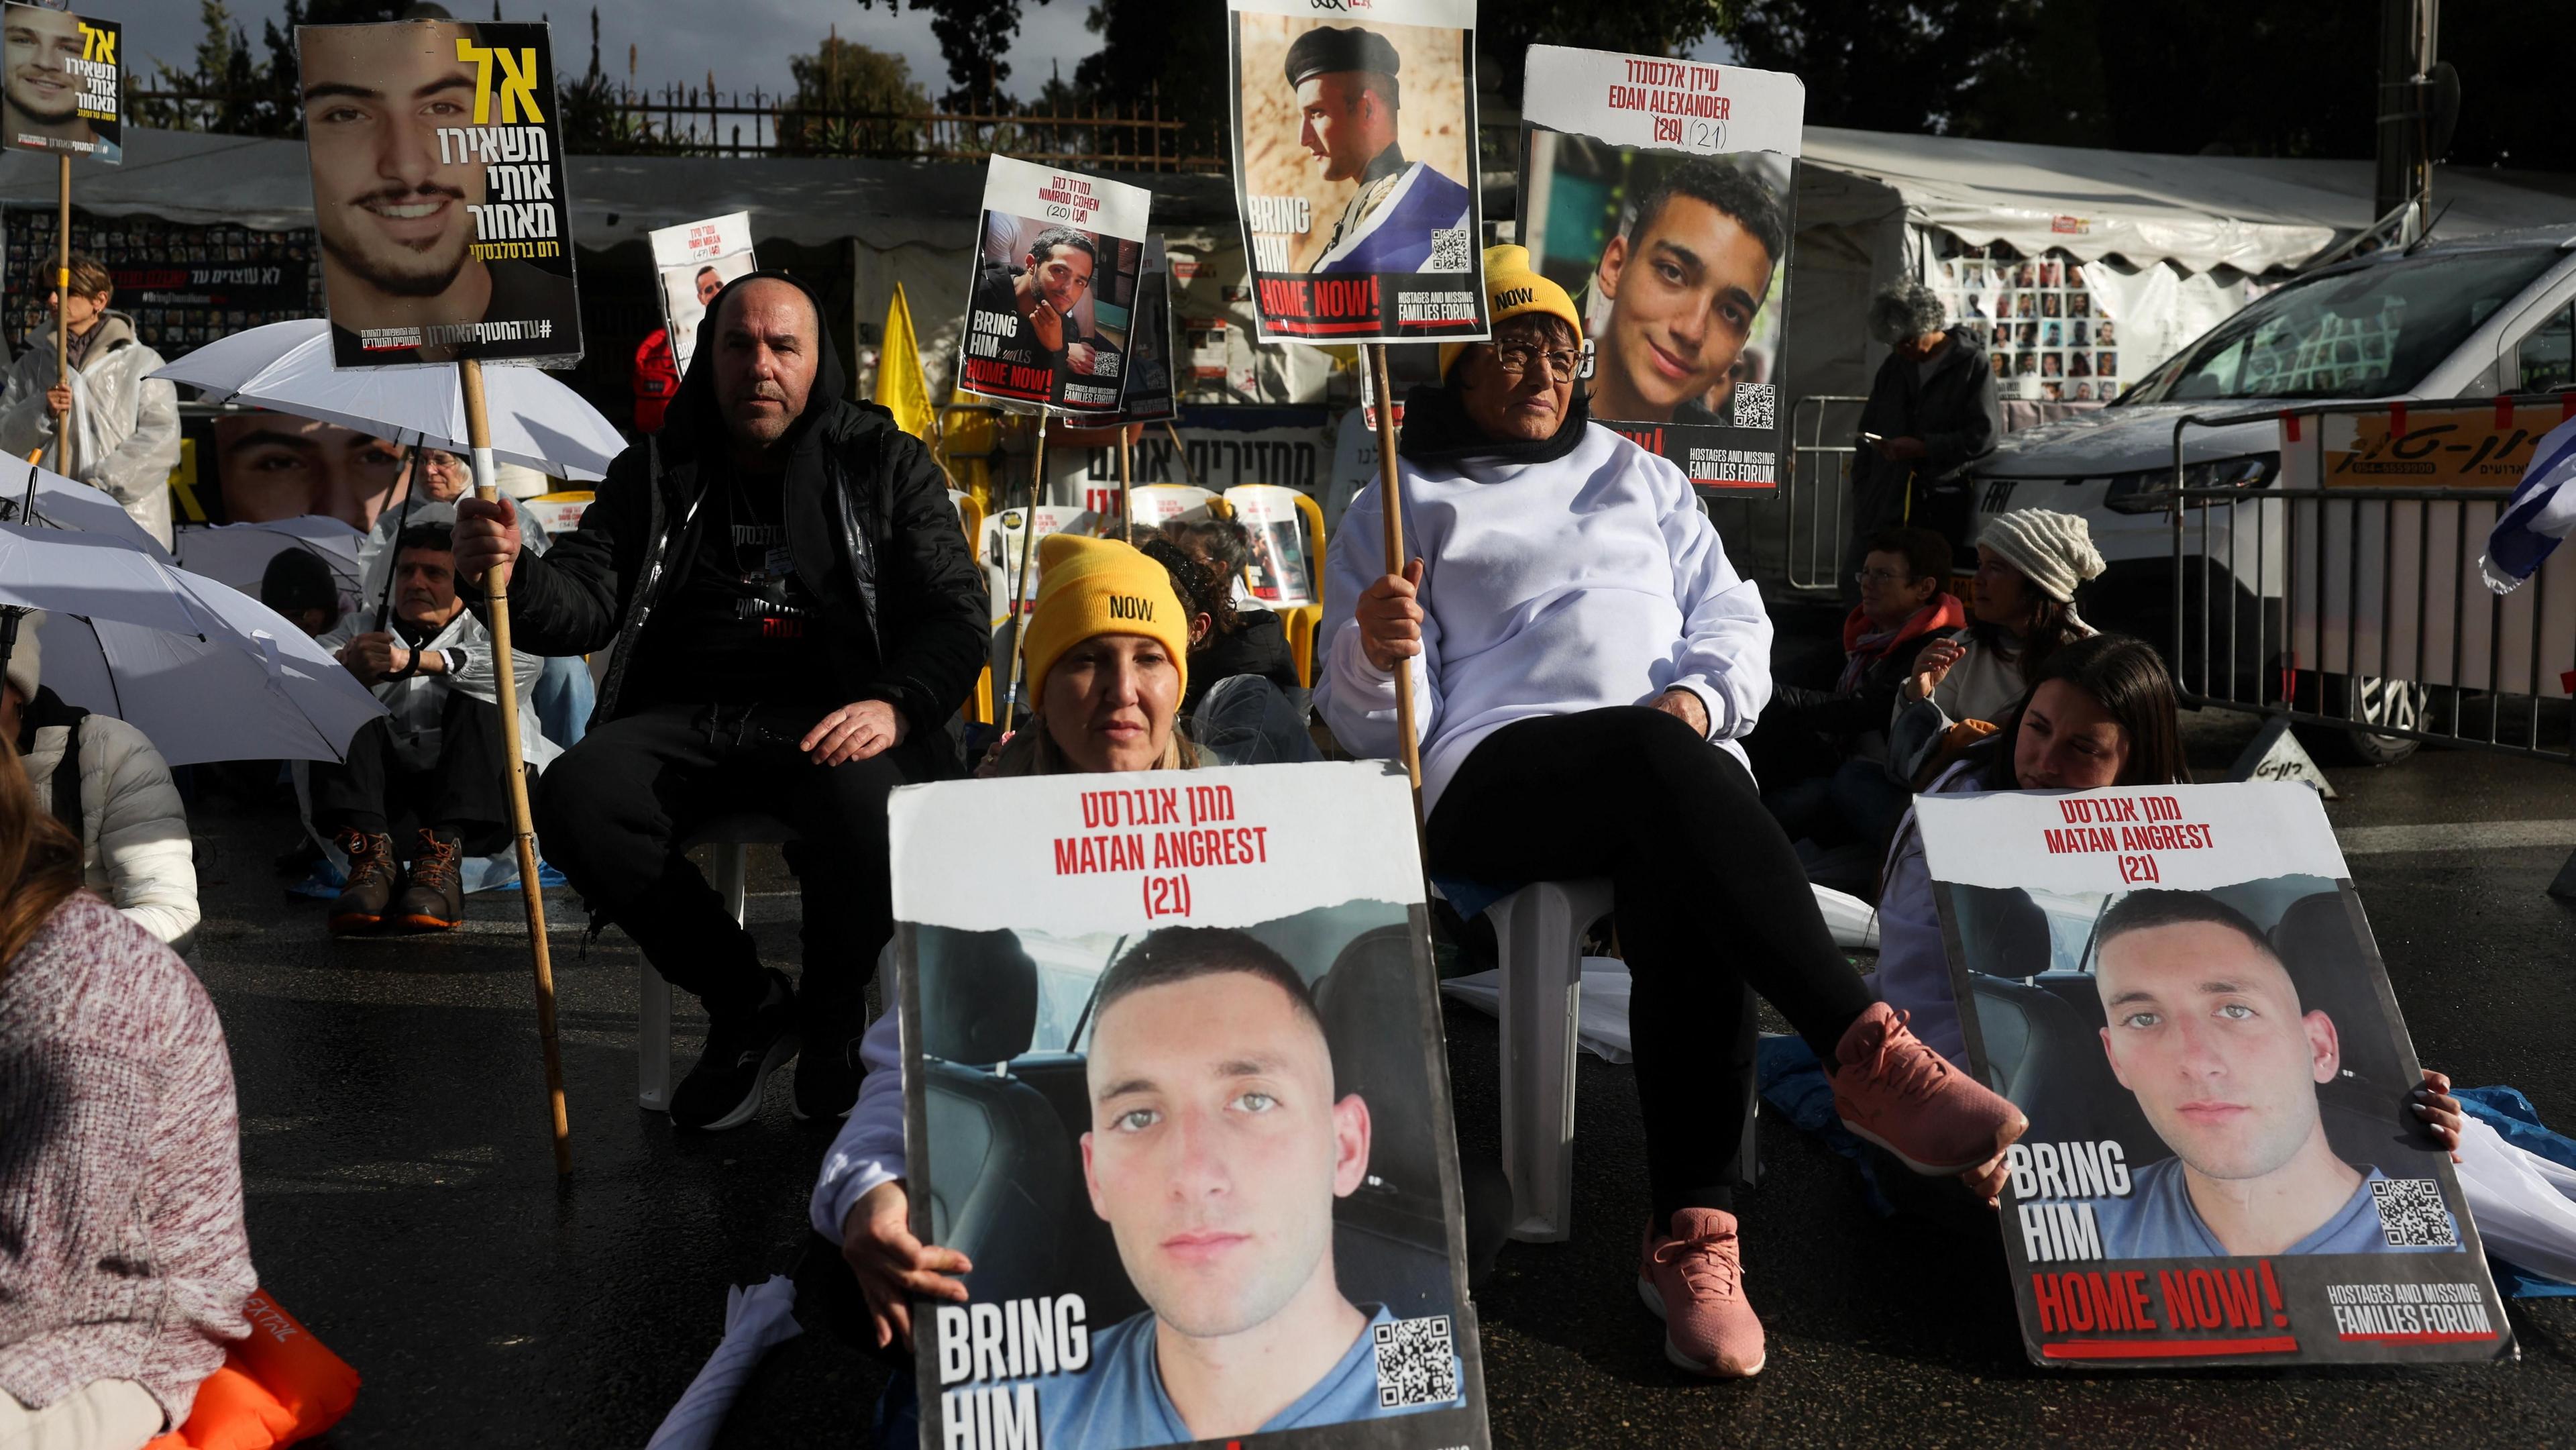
xmin=2123 ymin=246 xmax=2561 ymax=404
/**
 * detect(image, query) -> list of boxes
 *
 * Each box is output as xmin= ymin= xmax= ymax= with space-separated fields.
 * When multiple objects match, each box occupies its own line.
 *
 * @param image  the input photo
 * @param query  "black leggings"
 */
xmin=1427 ymin=707 xmax=1875 ymax=1223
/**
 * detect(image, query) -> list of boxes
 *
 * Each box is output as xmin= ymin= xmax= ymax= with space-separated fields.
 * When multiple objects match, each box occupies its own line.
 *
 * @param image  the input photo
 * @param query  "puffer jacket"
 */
xmin=0 ymin=311 xmax=182 ymax=548
xmin=499 ymin=270 xmax=985 ymax=772
xmin=18 ymin=688 xmax=200 ymax=945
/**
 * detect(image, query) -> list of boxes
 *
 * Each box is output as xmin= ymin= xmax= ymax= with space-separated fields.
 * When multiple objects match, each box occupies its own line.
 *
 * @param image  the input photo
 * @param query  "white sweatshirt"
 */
xmin=1313 ymin=421 xmax=1773 ymax=815
xmin=812 ymin=974 xmax=906 ymax=1245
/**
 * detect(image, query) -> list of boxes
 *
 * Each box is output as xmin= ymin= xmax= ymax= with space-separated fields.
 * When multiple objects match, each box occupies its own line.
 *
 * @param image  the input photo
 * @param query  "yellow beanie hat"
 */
xmin=1439 ymin=245 xmax=1583 ymax=377
xmin=1023 ymin=533 xmax=1190 ymax=702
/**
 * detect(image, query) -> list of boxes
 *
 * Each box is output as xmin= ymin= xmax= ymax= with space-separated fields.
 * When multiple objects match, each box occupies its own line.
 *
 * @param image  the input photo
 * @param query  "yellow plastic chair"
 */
xmin=1282 ymin=490 xmax=1327 ymax=689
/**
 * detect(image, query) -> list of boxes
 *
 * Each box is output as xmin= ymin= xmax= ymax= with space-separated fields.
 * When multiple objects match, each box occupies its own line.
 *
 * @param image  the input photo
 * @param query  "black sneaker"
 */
xmin=669 ymin=970 xmax=800 ymax=1131
xmin=792 ymin=1027 xmax=865 ymax=1122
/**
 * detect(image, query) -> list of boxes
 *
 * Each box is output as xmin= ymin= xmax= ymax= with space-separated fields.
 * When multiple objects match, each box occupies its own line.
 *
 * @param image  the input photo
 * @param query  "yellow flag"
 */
xmin=874 ymin=282 xmax=936 ymax=442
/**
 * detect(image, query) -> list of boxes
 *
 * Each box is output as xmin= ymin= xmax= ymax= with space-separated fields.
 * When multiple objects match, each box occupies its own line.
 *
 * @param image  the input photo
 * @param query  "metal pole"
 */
xmin=459 ymin=359 xmax=572 ymax=1177
xmin=1366 ymin=344 xmax=1424 ymax=824
xmin=372 ymin=450 xmax=422 ymax=632
xmin=1162 ymin=419 xmax=1202 ymax=488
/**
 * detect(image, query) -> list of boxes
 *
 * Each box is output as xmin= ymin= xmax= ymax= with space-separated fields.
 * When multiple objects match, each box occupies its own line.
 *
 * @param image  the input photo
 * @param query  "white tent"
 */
xmin=1784 ymin=125 xmax=2576 ymax=407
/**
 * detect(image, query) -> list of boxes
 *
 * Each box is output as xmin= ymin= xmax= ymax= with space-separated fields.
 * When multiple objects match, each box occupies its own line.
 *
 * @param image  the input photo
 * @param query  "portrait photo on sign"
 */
xmin=3 ymin=3 xmax=120 ymax=162
xmin=1519 ymin=134 xmax=1793 ymax=486
xmin=297 ymin=18 xmax=582 ymax=368
xmin=1226 ymin=0 xmax=1484 ymax=343
xmin=958 ymin=156 xmax=1152 ymax=417
xmin=895 ymin=764 xmax=1487 ymax=1449
xmin=1917 ymin=783 xmax=2510 ymax=1369
xmin=650 ymin=211 xmax=759 ymax=376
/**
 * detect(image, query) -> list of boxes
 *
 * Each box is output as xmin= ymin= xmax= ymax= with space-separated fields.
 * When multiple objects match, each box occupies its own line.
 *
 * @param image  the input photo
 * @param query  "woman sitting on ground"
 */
xmin=1888 ymin=507 xmax=2099 ymax=784
xmin=1872 ymin=635 xmax=2553 ymax=1278
xmin=824 ymin=535 xmax=1210 ymax=1335
xmin=1316 ymin=246 xmax=2026 ymax=1380
xmin=0 ymin=736 xmax=254 ymax=1449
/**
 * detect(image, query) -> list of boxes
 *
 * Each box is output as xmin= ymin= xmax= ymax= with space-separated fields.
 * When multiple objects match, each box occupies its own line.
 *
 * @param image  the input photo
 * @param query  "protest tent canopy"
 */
xmin=1781 ymin=125 xmax=2576 ymax=406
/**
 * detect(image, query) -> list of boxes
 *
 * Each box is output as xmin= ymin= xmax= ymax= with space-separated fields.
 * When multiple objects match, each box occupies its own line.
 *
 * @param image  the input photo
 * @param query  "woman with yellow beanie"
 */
xmin=1317 ymin=246 xmax=2028 ymax=1380
xmin=987 ymin=532 xmax=1201 ymax=774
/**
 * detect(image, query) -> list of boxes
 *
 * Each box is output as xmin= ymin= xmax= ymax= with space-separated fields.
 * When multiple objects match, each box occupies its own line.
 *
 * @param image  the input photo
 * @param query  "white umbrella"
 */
xmin=38 ymin=609 xmax=385 ymax=766
xmin=174 ymin=517 xmax=366 ymax=600
xmin=0 ymin=527 xmax=386 ymax=764
xmin=0 ymin=457 xmax=172 ymax=562
xmin=150 ymin=319 xmax=626 ymax=482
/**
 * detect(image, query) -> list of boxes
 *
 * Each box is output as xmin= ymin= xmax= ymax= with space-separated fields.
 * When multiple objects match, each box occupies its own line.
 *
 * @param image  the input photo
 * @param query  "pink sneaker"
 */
xmin=1830 ymin=1001 xmax=2029 ymax=1175
xmin=1637 ymin=1208 xmax=1765 ymax=1378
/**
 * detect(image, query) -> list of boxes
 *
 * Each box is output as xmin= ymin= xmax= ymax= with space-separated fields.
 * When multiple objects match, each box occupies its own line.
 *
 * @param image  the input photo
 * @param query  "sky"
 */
xmin=111 ymin=0 xmax=1097 ymax=105
xmin=115 ymin=1 xmax=1733 ymax=111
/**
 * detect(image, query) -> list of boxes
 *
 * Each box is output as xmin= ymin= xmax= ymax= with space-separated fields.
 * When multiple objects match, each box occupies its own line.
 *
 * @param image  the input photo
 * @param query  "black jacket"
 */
xmin=1849 ymin=325 xmax=2001 ymax=541
xmin=498 ymin=271 xmax=987 ymax=771
xmin=1184 ymin=608 xmax=1303 ymax=714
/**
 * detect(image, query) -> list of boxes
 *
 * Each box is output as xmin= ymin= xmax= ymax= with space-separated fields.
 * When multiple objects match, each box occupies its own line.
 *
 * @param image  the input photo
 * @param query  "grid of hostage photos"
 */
xmin=5 ymin=214 xmax=321 ymax=356
xmin=1939 ymin=248 xmax=2121 ymax=404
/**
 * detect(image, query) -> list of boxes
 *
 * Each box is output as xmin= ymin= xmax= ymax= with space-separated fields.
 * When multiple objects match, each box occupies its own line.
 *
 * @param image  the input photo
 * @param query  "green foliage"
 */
xmin=777 ymin=34 xmax=930 ymax=155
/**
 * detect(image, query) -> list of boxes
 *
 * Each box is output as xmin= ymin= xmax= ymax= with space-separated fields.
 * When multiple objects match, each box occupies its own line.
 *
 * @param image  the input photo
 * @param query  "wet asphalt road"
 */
xmin=182 ymin=705 xmax=2576 ymax=1449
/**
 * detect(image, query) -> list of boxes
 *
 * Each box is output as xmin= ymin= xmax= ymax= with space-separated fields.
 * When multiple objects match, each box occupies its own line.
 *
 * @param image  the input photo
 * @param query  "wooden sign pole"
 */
xmin=459 ymin=358 xmax=572 ymax=1177
xmin=1364 ymin=344 xmax=1423 ymax=826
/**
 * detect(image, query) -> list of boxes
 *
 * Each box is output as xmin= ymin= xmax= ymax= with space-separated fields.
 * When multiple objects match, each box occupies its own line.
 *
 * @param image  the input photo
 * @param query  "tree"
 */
xmin=777 ymin=31 xmax=930 ymax=156
xmin=1477 ymin=0 xmax=1736 ymax=103
xmin=133 ymin=1 xmax=268 ymax=135
xmin=1074 ymin=0 xmax=1226 ymax=166
xmin=851 ymin=0 xmax=1056 ymax=115
xmin=556 ymin=7 xmax=655 ymax=154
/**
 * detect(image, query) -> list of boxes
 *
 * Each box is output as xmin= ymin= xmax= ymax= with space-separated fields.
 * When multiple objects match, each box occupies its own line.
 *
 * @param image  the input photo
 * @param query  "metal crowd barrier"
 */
xmin=1782 ymin=393 xmax=1867 ymax=594
xmin=2166 ymin=396 xmax=2576 ymax=891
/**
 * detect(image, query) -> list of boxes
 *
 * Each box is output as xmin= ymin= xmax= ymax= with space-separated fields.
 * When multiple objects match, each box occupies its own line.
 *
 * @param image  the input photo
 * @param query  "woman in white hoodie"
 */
xmin=1316 ymin=248 xmax=2026 ymax=1380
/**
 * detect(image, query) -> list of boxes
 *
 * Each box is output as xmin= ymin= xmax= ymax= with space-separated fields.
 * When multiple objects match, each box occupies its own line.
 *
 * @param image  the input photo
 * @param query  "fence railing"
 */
xmin=1780 ymin=394 xmax=1868 ymax=594
xmin=2165 ymin=398 xmax=2574 ymax=767
xmin=129 ymin=87 xmax=1222 ymax=169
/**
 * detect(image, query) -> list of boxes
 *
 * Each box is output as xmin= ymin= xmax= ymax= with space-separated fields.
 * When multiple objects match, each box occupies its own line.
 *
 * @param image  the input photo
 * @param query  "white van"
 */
xmin=1966 ymin=227 xmax=2576 ymax=760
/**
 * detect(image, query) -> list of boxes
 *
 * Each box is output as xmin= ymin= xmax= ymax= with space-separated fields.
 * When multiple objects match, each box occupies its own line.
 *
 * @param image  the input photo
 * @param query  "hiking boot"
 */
xmin=388 ymin=829 xmax=466 ymax=932
xmin=328 ymin=829 xmax=398 ymax=935
xmin=1638 ymin=1208 xmax=1764 ymax=1378
xmin=670 ymin=969 xmax=800 ymax=1131
xmin=1829 ymin=1001 xmax=2028 ymax=1176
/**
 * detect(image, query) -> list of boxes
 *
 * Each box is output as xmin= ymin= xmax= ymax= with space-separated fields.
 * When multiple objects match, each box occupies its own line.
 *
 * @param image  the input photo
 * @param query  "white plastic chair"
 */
xmin=637 ymin=813 xmax=802 ymax=1111
xmin=1485 ymin=878 xmax=1881 ymax=1243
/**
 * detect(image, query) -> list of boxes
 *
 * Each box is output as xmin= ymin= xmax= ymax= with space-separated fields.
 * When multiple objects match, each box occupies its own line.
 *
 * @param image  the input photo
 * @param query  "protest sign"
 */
xmin=1118 ymin=236 xmax=1178 ymax=424
xmin=649 ymin=211 xmax=757 ymax=376
xmin=3 ymin=3 xmax=119 ymax=162
xmin=894 ymin=761 xmax=1489 ymax=1449
xmin=1227 ymin=482 xmax=1318 ymax=607
xmin=1519 ymin=46 xmax=1801 ymax=490
xmin=1226 ymin=0 xmax=1485 ymax=344
xmin=1918 ymin=782 xmax=2513 ymax=1368
xmin=958 ymin=154 xmax=1151 ymax=417
xmin=297 ymin=17 xmax=582 ymax=368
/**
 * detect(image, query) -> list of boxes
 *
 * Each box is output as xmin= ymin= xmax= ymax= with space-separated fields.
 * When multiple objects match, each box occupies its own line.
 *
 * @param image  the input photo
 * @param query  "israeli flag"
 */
xmin=2483 ymin=413 xmax=2576 ymax=594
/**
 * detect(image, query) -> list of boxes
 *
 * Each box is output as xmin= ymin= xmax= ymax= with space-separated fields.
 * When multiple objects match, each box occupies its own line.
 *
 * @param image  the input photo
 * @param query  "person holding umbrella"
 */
xmin=453 ymin=273 xmax=986 ymax=1130
xmin=1 ymin=613 xmax=200 ymax=949
xmin=0 ymin=254 xmax=182 ymax=548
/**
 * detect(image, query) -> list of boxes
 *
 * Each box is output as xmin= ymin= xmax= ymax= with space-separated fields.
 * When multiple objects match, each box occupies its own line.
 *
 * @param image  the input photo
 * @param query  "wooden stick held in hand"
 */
xmin=459 ymin=359 xmax=573 ymax=1177
xmin=1366 ymin=344 xmax=1423 ymax=819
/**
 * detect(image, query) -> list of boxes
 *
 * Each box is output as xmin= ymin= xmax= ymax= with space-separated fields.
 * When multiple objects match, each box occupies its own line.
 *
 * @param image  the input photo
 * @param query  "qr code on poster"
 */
xmin=1371 ymin=1313 xmax=1459 ymax=1410
xmin=1732 ymin=381 xmax=1777 ymax=430
xmin=1427 ymin=226 xmax=1472 ymax=273
xmin=2370 ymin=1177 xmax=2459 ymax=1248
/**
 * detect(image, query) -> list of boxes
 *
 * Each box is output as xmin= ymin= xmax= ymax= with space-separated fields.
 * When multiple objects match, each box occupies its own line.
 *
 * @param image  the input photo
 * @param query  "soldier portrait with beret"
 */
xmin=1285 ymin=25 xmax=1473 ymax=275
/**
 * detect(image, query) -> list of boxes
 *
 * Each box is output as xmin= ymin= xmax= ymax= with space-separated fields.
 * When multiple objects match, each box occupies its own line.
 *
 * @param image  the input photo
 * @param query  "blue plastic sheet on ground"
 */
xmin=1756 ymin=1033 xmax=1894 ymax=1216
xmin=2459 ymin=1084 xmax=2576 ymax=1298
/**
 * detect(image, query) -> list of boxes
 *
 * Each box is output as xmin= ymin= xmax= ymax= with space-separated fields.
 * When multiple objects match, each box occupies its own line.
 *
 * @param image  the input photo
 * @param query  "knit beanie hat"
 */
xmin=1976 ymin=509 xmax=2104 ymax=604
xmin=1023 ymin=534 xmax=1190 ymax=702
xmin=1440 ymin=246 xmax=1582 ymax=378
xmin=3 ymin=609 xmax=40 ymax=703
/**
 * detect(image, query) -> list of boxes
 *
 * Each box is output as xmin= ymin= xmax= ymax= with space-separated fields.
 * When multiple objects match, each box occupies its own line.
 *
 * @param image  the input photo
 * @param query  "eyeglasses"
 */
xmin=1489 ymin=342 xmax=1582 ymax=382
xmin=1853 ymin=568 xmax=1917 ymax=586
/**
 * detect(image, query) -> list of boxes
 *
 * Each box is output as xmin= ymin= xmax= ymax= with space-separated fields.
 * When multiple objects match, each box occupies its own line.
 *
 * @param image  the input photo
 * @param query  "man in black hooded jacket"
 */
xmin=454 ymin=272 xmax=985 ymax=1129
